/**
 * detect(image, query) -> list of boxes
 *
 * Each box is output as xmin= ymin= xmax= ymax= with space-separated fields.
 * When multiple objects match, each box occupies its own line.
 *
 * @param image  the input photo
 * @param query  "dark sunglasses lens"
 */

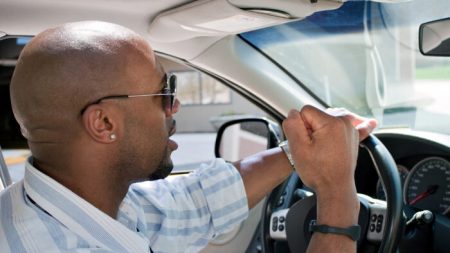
xmin=162 ymin=93 xmax=174 ymax=112
xmin=165 ymin=74 xmax=176 ymax=112
xmin=169 ymin=75 xmax=176 ymax=93
xmin=169 ymin=95 xmax=175 ymax=110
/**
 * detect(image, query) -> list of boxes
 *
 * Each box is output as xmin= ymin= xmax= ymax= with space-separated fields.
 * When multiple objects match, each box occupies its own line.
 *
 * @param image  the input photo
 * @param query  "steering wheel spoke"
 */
xmin=269 ymin=209 xmax=289 ymax=240
xmin=359 ymin=194 xmax=387 ymax=243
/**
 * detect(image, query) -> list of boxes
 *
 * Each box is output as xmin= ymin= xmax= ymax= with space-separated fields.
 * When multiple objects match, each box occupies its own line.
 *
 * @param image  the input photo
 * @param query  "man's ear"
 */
xmin=82 ymin=105 xmax=120 ymax=143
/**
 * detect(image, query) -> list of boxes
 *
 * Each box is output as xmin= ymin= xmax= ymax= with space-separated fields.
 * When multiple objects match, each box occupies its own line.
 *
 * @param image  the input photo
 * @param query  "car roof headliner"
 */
xmin=0 ymin=0 xmax=190 ymax=36
xmin=0 ymin=0 xmax=346 ymax=60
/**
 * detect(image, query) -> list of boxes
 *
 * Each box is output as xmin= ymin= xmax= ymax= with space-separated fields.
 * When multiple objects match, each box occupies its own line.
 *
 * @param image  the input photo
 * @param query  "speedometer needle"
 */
xmin=409 ymin=185 xmax=439 ymax=205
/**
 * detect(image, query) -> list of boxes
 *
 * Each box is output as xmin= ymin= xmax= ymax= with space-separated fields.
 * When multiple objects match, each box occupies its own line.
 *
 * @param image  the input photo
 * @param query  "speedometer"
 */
xmin=377 ymin=164 xmax=409 ymax=200
xmin=404 ymin=157 xmax=450 ymax=214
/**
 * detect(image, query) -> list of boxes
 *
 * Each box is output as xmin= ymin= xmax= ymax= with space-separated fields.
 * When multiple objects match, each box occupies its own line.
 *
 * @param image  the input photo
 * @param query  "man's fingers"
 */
xmin=285 ymin=106 xmax=377 ymax=143
xmin=355 ymin=118 xmax=378 ymax=141
xmin=327 ymin=108 xmax=364 ymax=126
xmin=282 ymin=109 xmax=311 ymax=146
xmin=299 ymin=105 xmax=334 ymax=132
xmin=338 ymin=111 xmax=377 ymax=141
xmin=326 ymin=107 xmax=377 ymax=141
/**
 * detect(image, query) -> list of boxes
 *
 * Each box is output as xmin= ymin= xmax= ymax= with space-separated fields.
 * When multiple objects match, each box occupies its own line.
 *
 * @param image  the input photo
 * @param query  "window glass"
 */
xmin=241 ymin=0 xmax=450 ymax=135
xmin=175 ymin=71 xmax=201 ymax=104
xmin=175 ymin=71 xmax=231 ymax=105
xmin=2 ymin=149 xmax=29 ymax=183
xmin=159 ymin=58 xmax=269 ymax=172
xmin=201 ymin=75 xmax=230 ymax=104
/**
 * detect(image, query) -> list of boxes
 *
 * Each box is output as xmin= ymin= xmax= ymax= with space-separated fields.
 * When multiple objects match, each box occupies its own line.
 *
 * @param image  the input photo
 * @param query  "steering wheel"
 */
xmin=262 ymin=135 xmax=404 ymax=253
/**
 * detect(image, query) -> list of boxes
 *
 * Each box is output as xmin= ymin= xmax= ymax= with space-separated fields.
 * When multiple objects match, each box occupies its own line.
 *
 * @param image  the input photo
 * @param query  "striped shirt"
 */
xmin=0 ymin=158 xmax=248 ymax=253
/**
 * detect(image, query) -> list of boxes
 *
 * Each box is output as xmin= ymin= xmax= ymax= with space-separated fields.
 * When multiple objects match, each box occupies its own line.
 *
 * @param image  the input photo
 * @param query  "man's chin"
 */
xmin=148 ymin=164 xmax=173 ymax=180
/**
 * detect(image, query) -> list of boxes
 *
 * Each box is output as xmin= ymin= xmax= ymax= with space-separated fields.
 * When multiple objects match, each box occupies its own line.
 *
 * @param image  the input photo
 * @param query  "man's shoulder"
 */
xmin=0 ymin=180 xmax=87 ymax=252
xmin=0 ymin=180 xmax=24 ymax=203
xmin=127 ymin=158 xmax=244 ymax=210
xmin=0 ymin=180 xmax=42 ymax=229
xmin=0 ymin=181 xmax=29 ymax=225
xmin=129 ymin=159 xmax=235 ymax=191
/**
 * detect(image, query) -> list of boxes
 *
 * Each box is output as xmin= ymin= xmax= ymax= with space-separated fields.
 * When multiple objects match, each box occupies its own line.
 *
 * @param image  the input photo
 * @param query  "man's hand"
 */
xmin=282 ymin=105 xmax=376 ymax=194
xmin=325 ymin=107 xmax=378 ymax=142
xmin=282 ymin=105 xmax=376 ymax=252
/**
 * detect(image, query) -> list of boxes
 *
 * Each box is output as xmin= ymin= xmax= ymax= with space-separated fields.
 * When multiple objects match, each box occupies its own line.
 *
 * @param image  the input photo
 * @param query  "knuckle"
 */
xmin=282 ymin=118 xmax=294 ymax=131
xmin=301 ymin=104 xmax=314 ymax=114
xmin=335 ymin=116 xmax=349 ymax=128
xmin=334 ymin=117 xmax=357 ymax=136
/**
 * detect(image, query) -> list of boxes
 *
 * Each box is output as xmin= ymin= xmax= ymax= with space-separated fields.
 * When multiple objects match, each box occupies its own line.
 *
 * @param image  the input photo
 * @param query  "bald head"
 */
xmin=10 ymin=21 xmax=159 ymax=146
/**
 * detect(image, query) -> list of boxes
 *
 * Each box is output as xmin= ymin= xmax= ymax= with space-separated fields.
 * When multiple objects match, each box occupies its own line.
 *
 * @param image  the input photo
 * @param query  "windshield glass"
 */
xmin=241 ymin=0 xmax=450 ymax=135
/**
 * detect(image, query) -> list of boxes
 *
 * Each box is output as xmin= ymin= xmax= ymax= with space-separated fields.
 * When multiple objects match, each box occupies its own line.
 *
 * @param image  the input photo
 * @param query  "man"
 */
xmin=0 ymin=21 xmax=376 ymax=252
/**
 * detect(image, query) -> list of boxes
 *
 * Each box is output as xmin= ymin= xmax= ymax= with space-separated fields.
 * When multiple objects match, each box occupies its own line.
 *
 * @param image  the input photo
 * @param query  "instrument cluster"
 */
xmin=376 ymin=156 xmax=450 ymax=215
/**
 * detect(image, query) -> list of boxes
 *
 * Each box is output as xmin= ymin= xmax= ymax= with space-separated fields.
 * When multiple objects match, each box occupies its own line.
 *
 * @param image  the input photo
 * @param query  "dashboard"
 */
xmin=265 ymin=128 xmax=450 ymax=253
xmin=355 ymin=129 xmax=450 ymax=219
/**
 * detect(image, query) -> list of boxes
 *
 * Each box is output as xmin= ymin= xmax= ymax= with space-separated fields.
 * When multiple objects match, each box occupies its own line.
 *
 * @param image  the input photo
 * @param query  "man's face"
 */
xmin=148 ymin=116 xmax=177 ymax=180
xmin=115 ymin=46 xmax=179 ymax=182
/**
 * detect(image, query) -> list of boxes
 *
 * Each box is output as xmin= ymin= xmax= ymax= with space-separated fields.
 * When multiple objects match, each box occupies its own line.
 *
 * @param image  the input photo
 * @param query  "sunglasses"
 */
xmin=80 ymin=74 xmax=177 ymax=115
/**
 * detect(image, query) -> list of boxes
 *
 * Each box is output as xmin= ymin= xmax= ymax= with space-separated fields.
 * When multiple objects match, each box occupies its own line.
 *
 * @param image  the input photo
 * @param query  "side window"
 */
xmin=159 ymin=57 xmax=269 ymax=172
xmin=2 ymin=150 xmax=29 ymax=183
xmin=1 ymin=37 xmax=30 ymax=184
xmin=174 ymin=71 xmax=231 ymax=105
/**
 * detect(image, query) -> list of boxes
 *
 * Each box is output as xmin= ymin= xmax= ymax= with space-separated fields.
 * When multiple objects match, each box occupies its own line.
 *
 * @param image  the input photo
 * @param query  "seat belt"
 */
xmin=0 ymin=145 xmax=13 ymax=189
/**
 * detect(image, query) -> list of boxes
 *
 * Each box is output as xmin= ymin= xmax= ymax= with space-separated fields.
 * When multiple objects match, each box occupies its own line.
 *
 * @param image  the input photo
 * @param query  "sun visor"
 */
xmin=337 ymin=0 xmax=411 ymax=2
xmin=148 ymin=0 xmax=343 ymax=43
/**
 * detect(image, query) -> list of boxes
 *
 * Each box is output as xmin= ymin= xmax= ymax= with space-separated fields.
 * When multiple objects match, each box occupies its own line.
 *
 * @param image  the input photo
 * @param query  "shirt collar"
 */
xmin=23 ymin=157 xmax=150 ymax=252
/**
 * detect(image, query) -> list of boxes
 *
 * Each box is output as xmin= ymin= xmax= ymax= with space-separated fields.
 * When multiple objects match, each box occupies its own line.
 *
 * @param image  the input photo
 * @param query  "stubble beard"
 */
xmin=149 ymin=119 xmax=176 ymax=180
xmin=148 ymin=147 xmax=173 ymax=180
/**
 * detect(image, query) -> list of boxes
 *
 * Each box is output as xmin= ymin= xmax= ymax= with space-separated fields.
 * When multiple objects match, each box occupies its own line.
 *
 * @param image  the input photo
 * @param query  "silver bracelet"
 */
xmin=279 ymin=140 xmax=295 ymax=171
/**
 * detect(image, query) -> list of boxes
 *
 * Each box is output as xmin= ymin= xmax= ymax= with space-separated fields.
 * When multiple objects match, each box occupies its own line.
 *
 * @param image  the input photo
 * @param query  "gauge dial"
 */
xmin=376 ymin=165 xmax=409 ymax=200
xmin=404 ymin=157 xmax=450 ymax=214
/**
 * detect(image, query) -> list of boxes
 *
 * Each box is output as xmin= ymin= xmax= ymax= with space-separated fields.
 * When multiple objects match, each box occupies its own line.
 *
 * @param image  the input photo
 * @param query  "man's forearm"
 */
xmin=307 ymin=185 xmax=360 ymax=253
xmin=233 ymin=147 xmax=293 ymax=209
xmin=234 ymin=149 xmax=359 ymax=252
xmin=307 ymin=231 xmax=357 ymax=252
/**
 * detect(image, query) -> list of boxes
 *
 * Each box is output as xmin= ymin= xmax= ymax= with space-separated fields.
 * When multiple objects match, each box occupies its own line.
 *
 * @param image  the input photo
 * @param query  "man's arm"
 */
xmin=233 ymin=147 xmax=293 ymax=209
xmin=233 ymin=106 xmax=376 ymax=209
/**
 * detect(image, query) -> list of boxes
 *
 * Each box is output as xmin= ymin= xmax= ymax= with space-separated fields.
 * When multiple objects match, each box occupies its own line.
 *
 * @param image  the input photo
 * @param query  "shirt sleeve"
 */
xmin=129 ymin=158 xmax=249 ymax=252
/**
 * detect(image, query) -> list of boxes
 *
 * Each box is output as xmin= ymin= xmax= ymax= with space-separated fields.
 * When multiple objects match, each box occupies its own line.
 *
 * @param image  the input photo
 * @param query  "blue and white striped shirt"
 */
xmin=0 ymin=158 xmax=248 ymax=253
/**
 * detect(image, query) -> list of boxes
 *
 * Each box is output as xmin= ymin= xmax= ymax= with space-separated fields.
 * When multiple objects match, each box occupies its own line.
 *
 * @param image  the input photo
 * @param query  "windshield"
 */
xmin=241 ymin=0 xmax=450 ymax=135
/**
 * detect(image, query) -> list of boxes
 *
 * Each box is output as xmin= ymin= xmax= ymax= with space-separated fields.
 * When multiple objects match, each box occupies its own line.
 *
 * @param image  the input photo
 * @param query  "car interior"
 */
xmin=1 ymin=0 xmax=450 ymax=252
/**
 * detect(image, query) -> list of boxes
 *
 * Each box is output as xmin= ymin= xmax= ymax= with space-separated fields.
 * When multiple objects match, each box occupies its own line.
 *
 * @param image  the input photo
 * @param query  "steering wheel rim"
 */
xmin=262 ymin=134 xmax=404 ymax=253
xmin=359 ymin=135 xmax=403 ymax=252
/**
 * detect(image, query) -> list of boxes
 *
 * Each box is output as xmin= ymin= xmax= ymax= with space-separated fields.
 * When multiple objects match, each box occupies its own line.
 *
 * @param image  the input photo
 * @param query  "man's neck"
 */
xmin=34 ymin=160 xmax=129 ymax=219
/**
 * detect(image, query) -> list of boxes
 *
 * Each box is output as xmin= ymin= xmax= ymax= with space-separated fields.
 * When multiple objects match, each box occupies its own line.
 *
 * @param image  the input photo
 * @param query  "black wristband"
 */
xmin=309 ymin=220 xmax=361 ymax=241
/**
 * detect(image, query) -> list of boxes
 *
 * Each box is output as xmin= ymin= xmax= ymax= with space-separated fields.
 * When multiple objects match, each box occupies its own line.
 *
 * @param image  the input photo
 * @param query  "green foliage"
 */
xmin=416 ymin=65 xmax=450 ymax=80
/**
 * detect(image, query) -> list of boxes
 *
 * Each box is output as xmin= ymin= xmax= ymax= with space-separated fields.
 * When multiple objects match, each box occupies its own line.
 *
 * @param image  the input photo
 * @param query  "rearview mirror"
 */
xmin=215 ymin=118 xmax=282 ymax=162
xmin=419 ymin=18 xmax=450 ymax=56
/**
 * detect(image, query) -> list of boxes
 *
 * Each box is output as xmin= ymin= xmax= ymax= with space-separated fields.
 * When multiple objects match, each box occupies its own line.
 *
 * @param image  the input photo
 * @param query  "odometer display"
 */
xmin=404 ymin=157 xmax=450 ymax=214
